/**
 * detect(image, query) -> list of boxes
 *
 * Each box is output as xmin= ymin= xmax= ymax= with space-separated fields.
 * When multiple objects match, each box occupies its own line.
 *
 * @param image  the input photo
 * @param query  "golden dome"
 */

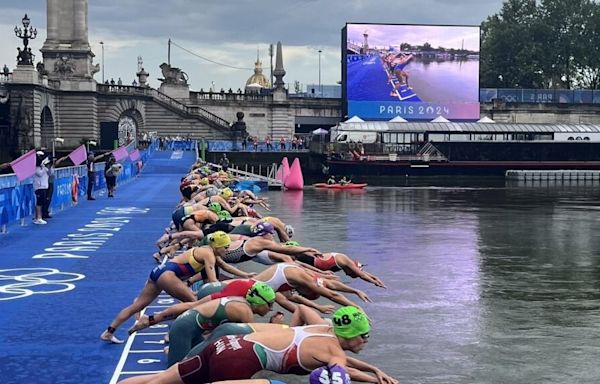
xmin=245 ymin=53 xmax=271 ymax=88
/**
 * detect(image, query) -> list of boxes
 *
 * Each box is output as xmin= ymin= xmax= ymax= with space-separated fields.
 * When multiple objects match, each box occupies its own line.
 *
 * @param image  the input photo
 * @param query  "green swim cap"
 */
xmin=208 ymin=202 xmax=222 ymax=213
xmin=245 ymin=282 xmax=276 ymax=306
xmin=284 ymin=240 xmax=300 ymax=246
xmin=217 ymin=210 xmax=232 ymax=221
xmin=332 ymin=306 xmax=370 ymax=339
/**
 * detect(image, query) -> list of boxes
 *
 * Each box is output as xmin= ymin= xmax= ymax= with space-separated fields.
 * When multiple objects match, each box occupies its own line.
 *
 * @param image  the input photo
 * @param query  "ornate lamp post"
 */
xmin=14 ymin=14 xmax=37 ymax=66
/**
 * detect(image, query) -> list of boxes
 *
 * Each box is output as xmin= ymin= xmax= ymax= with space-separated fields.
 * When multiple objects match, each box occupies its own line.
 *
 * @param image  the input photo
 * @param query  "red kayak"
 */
xmin=313 ymin=183 xmax=368 ymax=189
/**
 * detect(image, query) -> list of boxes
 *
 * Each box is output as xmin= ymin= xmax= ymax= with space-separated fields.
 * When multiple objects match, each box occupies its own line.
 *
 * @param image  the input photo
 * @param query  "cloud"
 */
xmin=0 ymin=0 xmax=504 ymax=90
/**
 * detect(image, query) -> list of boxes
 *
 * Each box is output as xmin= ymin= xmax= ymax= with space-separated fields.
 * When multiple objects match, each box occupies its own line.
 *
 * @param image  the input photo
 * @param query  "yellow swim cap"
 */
xmin=207 ymin=231 xmax=231 ymax=249
xmin=199 ymin=177 xmax=209 ymax=186
xmin=220 ymin=187 xmax=233 ymax=199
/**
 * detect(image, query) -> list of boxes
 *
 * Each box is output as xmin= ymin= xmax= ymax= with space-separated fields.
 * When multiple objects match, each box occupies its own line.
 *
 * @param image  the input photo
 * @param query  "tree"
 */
xmin=480 ymin=0 xmax=543 ymax=88
xmin=575 ymin=1 xmax=600 ymax=89
xmin=481 ymin=0 xmax=599 ymax=89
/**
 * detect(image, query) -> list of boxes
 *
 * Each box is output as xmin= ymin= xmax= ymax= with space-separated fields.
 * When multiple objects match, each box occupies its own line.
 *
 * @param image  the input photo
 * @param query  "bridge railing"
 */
xmin=96 ymin=84 xmax=231 ymax=128
xmin=0 ymin=72 xmax=12 ymax=84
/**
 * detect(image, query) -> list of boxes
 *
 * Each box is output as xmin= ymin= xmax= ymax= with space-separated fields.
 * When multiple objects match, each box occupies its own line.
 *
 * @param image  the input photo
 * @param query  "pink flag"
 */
xmin=129 ymin=149 xmax=140 ymax=161
xmin=10 ymin=150 xmax=37 ymax=181
xmin=112 ymin=146 xmax=129 ymax=161
xmin=68 ymin=144 xmax=87 ymax=165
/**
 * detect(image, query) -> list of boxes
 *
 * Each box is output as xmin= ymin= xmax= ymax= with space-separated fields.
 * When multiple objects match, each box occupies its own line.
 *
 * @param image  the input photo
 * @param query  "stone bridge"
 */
xmin=0 ymin=73 xmax=342 ymax=161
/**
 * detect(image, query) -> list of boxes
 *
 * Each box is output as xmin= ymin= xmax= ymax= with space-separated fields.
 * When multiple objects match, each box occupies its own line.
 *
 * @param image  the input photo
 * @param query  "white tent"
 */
xmin=345 ymin=115 xmax=365 ymax=123
xmin=389 ymin=116 xmax=408 ymax=123
xmin=431 ymin=116 xmax=450 ymax=123
xmin=477 ymin=116 xmax=496 ymax=123
xmin=312 ymin=128 xmax=328 ymax=135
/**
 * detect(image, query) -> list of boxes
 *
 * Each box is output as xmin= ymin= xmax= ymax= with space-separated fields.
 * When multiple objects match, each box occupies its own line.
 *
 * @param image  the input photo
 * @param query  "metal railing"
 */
xmin=222 ymin=162 xmax=282 ymax=188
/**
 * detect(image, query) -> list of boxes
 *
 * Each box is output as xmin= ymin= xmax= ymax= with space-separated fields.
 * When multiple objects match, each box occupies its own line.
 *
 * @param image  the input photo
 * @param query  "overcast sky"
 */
xmin=0 ymin=0 xmax=504 ymax=91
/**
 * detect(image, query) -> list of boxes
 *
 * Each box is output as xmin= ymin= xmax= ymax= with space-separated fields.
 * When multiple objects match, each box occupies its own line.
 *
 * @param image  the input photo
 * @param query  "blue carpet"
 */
xmin=0 ymin=150 xmax=195 ymax=384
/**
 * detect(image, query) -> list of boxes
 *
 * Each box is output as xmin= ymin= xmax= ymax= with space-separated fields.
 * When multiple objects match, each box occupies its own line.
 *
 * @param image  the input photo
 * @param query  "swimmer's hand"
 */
xmin=357 ymin=290 xmax=372 ymax=303
xmin=317 ymin=304 xmax=336 ymax=314
xmin=245 ymin=272 xmax=257 ymax=278
xmin=374 ymin=368 xmax=399 ymax=384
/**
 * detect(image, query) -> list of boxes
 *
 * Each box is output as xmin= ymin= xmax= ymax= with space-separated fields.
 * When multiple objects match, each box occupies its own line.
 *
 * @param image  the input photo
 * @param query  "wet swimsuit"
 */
xmin=221 ymin=240 xmax=273 ymax=265
xmin=178 ymin=325 xmax=335 ymax=383
xmin=185 ymin=323 xmax=289 ymax=358
xmin=168 ymin=297 xmax=246 ymax=366
xmin=172 ymin=206 xmax=215 ymax=231
xmin=149 ymin=249 xmax=205 ymax=283
xmin=229 ymin=224 xmax=256 ymax=237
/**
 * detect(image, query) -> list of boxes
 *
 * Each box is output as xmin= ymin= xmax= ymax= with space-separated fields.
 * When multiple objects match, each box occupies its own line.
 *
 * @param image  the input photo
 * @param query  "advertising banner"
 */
xmin=344 ymin=23 xmax=480 ymax=121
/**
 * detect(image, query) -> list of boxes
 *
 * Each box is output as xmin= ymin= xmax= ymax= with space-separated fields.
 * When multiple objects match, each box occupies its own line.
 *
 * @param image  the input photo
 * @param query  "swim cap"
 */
xmin=284 ymin=224 xmax=295 ymax=238
xmin=252 ymin=222 xmax=275 ymax=236
xmin=199 ymin=177 xmax=209 ymax=186
xmin=284 ymin=240 xmax=300 ymax=246
xmin=207 ymin=231 xmax=231 ymax=249
xmin=206 ymin=187 xmax=218 ymax=197
xmin=331 ymin=306 xmax=370 ymax=339
xmin=217 ymin=210 xmax=232 ymax=222
xmin=309 ymin=365 xmax=351 ymax=384
xmin=220 ymin=187 xmax=234 ymax=199
xmin=208 ymin=202 xmax=222 ymax=213
xmin=245 ymin=281 xmax=276 ymax=306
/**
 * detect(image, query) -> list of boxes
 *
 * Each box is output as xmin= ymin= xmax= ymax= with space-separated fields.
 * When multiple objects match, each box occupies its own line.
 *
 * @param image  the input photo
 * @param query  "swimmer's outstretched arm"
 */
xmin=323 ymin=279 xmax=372 ymax=303
xmin=216 ymin=258 xmax=255 ymax=278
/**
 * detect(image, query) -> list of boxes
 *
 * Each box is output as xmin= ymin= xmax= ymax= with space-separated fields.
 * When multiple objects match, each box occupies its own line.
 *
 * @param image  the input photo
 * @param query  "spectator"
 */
xmin=110 ymin=78 xmax=115 ymax=85
xmin=241 ymin=136 xmax=247 ymax=151
xmin=265 ymin=135 xmax=272 ymax=151
xmin=104 ymin=154 xmax=119 ymax=198
xmin=32 ymin=152 xmax=53 ymax=225
xmin=280 ymin=136 xmax=286 ymax=151
xmin=298 ymin=136 xmax=304 ymax=150
xmin=117 ymin=77 xmax=123 ymax=85
xmin=86 ymin=151 xmax=109 ymax=200
xmin=43 ymin=155 xmax=68 ymax=219
xmin=220 ymin=154 xmax=230 ymax=171
xmin=253 ymin=136 xmax=259 ymax=151
xmin=292 ymin=136 xmax=298 ymax=150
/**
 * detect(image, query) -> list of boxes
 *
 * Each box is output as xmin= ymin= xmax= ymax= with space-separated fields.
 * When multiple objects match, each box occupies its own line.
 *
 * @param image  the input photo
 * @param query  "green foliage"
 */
xmin=481 ymin=0 xmax=599 ymax=89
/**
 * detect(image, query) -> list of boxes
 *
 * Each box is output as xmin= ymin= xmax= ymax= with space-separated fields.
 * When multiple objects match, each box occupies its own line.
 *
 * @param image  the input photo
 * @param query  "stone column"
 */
xmin=74 ymin=0 xmax=88 ymax=45
xmin=46 ymin=0 xmax=60 ymax=43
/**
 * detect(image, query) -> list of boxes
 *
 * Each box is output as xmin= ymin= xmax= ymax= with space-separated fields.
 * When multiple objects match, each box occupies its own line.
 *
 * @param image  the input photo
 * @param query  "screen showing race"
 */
xmin=343 ymin=23 xmax=480 ymax=121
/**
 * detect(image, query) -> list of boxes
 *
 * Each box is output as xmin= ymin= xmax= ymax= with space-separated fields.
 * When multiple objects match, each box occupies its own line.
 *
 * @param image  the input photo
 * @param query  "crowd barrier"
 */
xmin=160 ymin=140 xmax=196 ymax=151
xmin=0 ymin=140 xmax=157 ymax=232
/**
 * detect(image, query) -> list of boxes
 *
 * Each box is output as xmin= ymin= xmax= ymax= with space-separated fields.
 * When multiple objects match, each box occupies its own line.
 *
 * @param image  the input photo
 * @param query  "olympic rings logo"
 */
xmin=0 ymin=268 xmax=86 ymax=301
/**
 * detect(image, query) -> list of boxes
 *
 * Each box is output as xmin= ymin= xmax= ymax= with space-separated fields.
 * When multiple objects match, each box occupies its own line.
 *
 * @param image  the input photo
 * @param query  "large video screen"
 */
xmin=343 ymin=23 xmax=480 ymax=121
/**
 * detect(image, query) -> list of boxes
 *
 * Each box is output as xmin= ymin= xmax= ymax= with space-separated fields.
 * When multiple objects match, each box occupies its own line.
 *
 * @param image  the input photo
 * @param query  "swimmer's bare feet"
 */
xmin=128 ymin=315 xmax=150 ymax=335
xmin=153 ymin=252 xmax=164 ymax=264
xmin=100 ymin=330 xmax=124 ymax=344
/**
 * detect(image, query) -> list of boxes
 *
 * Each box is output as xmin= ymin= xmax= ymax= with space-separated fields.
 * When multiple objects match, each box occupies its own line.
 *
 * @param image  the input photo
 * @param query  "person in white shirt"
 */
xmin=32 ymin=151 xmax=53 ymax=225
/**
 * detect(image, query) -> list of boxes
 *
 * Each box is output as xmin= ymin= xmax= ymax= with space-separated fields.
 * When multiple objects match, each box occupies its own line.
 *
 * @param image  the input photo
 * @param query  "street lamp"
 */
xmin=99 ymin=41 xmax=105 ymax=83
xmin=14 ymin=13 xmax=37 ymax=65
xmin=318 ymin=49 xmax=322 ymax=97
xmin=52 ymin=137 xmax=64 ymax=158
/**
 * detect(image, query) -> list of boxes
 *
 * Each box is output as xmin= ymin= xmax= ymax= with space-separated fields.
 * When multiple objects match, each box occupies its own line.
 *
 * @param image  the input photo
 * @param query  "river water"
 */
xmin=262 ymin=182 xmax=600 ymax=384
